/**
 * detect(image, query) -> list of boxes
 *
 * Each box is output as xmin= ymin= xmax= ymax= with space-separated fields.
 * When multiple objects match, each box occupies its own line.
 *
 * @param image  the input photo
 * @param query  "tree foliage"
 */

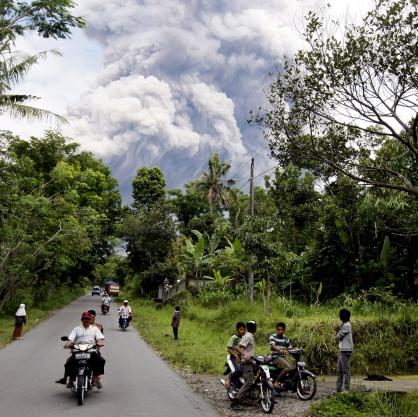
xmin=0 ymin=130 xmax=121 ymax=311
xmin=261 ymin=0 xmax=418 ymax=197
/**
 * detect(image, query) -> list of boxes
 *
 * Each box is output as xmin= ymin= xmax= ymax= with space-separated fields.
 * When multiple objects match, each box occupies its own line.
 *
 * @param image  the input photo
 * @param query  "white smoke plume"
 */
xmin=67 ymin=0 xmax=371 ymax=200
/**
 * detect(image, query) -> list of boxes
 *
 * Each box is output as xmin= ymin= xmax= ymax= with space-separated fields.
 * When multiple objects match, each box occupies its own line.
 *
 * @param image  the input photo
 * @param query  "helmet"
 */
xmin=81 ymin=312 xmax=93 ymax=319
xmin=88 ymin=309 xmax=96 ymax=317
xmin=123 ymin=300 xmax=129 ymax=304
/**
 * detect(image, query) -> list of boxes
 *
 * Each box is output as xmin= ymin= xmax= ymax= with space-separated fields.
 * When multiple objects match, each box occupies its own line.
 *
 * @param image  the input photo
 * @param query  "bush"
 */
xmin=310 ymin=392 xmax=418 ymax=417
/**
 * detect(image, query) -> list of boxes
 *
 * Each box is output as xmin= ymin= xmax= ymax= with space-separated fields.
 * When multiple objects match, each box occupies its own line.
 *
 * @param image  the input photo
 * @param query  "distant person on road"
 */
xmin=88 ymin=309 xmax=104 ymax=333
xmin=102 ymin=293 xmax=111 ymax=305
xmin=335 ymin=309 xmax=353 ymax=393
xmin=171 ymin=306 xmax=181 ymax=340
xmin=13 ymin=304 xmax=26 ymax=340
xmin=118 ymin=300 xmax=132 ymax=328
xmin=232 ymin=320 xmax=257 ymax=408
xmin=55 ymin=311 xmax=105 ymax=388
xmin=224 ymin=321 xmax=246 ymax=387
xmin=269 ymin=322 xmax=295 ymax=390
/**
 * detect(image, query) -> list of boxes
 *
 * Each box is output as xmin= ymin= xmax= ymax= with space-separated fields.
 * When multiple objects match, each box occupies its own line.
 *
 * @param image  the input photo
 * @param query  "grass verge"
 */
xmin=309 ymin=392 xmax=418 ymax=417
xmin=129 ymin=294 xmax=418 ymax=376
xmin=0 ymin=286 xmax=85 ymax=348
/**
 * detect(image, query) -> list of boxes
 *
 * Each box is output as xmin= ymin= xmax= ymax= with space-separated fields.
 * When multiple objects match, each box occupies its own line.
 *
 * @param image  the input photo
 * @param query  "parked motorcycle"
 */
xmin=101 ymin=302 xmax=109 ymax=315
xmin=60 ymin=336 xmax=100 ymax=405
xmin=119 ymin=312 xmax=129 ymax=331
xmin=269 ymin=348 xmax=317 ymax=400
xmin=221 ymin=356 xmax=276 ymax=413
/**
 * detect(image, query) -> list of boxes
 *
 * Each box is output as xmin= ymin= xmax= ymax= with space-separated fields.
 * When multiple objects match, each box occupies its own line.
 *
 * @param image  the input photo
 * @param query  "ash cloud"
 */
xmin=68 ymin=0 xmax=364 ymax=200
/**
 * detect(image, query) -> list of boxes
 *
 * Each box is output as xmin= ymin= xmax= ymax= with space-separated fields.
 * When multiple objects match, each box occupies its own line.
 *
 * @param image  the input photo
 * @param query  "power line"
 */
xmin=237 ymin=163 xmax=280 ymax=191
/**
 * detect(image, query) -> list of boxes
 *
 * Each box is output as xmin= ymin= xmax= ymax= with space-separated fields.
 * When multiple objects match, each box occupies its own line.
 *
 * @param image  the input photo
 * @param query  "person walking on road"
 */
xmin=13 ymin=304 xmax=26 ymax=340
xmin=335 ymin=308 xmax=353 ymax=393
xmin=171 ymin=306 xmax=181 ymax=340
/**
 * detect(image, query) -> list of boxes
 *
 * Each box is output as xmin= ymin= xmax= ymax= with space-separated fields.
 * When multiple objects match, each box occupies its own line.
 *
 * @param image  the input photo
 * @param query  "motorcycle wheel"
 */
xmin=260 ymin=382 xmax=275 ymax=414
xmin=296 ymin=374 xmax=317 ymax=400
xmin=77 ymin=375 xmax=85 ymax=406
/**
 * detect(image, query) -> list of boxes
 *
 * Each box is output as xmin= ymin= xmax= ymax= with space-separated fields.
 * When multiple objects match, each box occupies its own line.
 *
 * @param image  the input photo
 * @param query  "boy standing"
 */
xmin=171 ymin=306 xmax=181 ymax=340
xmin=336 ymin=309 xmax=353 ymax=392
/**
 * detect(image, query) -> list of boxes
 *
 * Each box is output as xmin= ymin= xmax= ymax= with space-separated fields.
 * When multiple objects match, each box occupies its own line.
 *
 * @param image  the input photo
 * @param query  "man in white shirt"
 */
xmin=55 ymin=311 xmax=105 ymax=388
xmin=118 ymin=300 xmax=132 ymax=328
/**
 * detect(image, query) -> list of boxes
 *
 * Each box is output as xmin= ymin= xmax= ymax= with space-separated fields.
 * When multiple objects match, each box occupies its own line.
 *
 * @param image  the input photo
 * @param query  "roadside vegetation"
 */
xmin=0 ymin=285 xmax=84 ymax=348
xmin=131 ymin=290 xmax=418 ymax=376
xmin=309 ymin=392 xmax=418 ymax=417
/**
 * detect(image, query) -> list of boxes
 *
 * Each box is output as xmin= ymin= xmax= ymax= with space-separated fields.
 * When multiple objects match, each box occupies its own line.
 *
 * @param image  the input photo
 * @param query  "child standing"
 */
xmin=171 ymin=306 xmax=181 ymax=340
xmin=336 ymin=308 xmax=353 ymax=392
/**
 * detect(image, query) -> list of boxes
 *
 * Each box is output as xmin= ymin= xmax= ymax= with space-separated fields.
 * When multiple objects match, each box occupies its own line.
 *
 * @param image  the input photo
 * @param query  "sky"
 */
xmin=1 ymin=0 xmax=372 ymax=202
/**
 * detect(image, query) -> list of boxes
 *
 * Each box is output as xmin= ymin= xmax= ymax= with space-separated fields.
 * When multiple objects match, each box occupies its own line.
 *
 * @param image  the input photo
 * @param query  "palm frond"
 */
xmin=0 ymin=102 xmax=67 ymax=124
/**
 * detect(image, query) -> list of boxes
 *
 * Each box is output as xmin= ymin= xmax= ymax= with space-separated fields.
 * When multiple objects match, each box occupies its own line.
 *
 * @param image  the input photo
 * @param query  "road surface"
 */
xmin=0 ymin=296 xmax=220 ymax=417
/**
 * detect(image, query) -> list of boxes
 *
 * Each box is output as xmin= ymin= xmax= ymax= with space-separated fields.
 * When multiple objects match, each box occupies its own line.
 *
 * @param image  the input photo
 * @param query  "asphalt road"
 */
xmin=0 ymin=296 xmax=220 ymax=417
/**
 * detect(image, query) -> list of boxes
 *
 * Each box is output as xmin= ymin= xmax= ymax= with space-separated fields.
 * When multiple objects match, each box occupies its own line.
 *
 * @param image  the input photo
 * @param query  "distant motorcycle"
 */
xmin=119 ymin=312 xmax=129 ymax=331
xmin=60 ymin=336 xmax=100 ymax=405
xmin=269 ymin=349 xmax=317 ymax=400
xmin=221 ymin=356 xmax=276 ymax=413
xmin=101 ymin=302 xmax=109 ymax=315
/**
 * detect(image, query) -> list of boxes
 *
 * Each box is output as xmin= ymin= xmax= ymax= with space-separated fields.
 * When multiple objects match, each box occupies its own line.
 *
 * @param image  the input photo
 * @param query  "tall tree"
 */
xmin=195 ymin=153 xmax=235 ymax=213
xmin=132 ymin=167 xmax=166 ymax=211
xmin=261 ymin=0 xmax=418 ymax=197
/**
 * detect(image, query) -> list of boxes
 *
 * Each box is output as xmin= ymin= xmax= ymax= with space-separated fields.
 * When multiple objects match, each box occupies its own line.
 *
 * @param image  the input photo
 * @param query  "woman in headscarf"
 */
xmin=13 ymin=304 xmax=27 ymax=340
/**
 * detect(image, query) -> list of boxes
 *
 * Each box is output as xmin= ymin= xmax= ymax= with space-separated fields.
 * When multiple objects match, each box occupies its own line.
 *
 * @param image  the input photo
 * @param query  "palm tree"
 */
xmin=195 ymin=153 xmax=235 ymax=213
xmin=0 ymin=48 xmax=66 ymax=123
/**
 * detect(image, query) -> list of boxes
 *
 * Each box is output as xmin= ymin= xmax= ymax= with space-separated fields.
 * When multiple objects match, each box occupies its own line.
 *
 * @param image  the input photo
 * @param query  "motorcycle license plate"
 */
xmin=75 ymin=353 xmax=91 ymax=359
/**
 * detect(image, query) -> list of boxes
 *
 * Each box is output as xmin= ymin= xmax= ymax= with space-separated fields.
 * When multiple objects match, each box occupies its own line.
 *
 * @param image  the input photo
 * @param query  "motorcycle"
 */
xmin=221 ymin=356 xmax=276 ymax=413
xmin=119 ymin=312 xmax=129 ymax=331
xmin=60 ymin=336 xmax=100 ymax=405
xmin=269 ymin=348 xmax=317 ymax=400
xmin=101 ymin=302 xmax=109 ymax=315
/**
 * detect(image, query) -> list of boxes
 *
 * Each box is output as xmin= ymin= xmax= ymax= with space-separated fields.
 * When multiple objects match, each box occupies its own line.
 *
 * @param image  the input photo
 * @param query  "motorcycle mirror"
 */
xmin=61 ymin=336 xmax=69 ymax=341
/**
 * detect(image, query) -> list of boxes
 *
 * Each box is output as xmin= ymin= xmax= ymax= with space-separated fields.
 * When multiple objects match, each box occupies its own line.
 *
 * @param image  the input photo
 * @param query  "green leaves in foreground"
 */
xmin=310 ymin=392 xmax=418 ymax=417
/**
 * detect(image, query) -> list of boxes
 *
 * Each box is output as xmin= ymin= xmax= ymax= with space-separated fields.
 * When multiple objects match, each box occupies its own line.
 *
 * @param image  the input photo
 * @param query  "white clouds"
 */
xmin=1 ymin=0 xmax=374 ymax=200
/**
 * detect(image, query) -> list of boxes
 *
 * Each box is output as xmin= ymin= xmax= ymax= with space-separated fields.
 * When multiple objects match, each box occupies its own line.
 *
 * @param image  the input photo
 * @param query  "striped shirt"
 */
xmin=269 ymin=333 xmax=291 ymax=356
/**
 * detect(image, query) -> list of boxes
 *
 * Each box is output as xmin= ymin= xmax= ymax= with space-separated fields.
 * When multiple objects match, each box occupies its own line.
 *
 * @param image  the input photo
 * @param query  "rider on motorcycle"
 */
xmin=88 ymin=309 xmax=104 ymax=333
xmin=269 ymin=322 xmax=295 ymax=390
xmin=225 ymin=322 xmax=246 ymax=387
xmin=118 ymin=300 xmax=132 ymax=327
xmin=232 ymin=320 xmax=257 ymax=408
xmin=55 ymin=311 xmax=105 ymax=389
xmin=102 ymin=292 xmax=111 ymax=305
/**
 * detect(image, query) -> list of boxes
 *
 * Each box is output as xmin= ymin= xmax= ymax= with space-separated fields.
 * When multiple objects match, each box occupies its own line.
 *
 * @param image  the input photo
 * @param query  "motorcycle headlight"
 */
xmin=297 ymin=361 xmax=306 ymax=367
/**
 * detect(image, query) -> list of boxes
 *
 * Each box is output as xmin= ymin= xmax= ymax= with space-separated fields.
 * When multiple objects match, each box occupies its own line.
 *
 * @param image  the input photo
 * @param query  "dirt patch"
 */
xmin=178 ymin=368 xmax=333 ymax=417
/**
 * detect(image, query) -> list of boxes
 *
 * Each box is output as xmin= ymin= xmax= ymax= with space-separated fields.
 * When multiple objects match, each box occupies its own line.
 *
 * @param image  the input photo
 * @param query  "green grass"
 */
xmin=0 ymin=286 xmax=85 ymax=348
xmin=129 ymin=293 xmax=418 ymax=376
xmin=309 ymin=392 xmax=418 ymax=417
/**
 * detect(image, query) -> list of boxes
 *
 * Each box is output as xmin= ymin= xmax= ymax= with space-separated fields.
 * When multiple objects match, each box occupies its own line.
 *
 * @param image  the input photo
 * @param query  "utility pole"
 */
xmin=248 ymin=158 xmax=254 ymax=303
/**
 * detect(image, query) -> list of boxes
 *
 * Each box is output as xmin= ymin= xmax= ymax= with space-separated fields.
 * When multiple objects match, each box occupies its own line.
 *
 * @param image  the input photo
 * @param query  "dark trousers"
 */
xmin=336 ymin=351 xmax=351 ymax=392
xmin=236 ymin=362 xmax=254 ymax=401
xmin=227 ymin=356 xmax=242 ymax=386
xmin=172 ymin=326 xmax=179 ymax=340
xmin=64 ymin=352 xmax=105 ymax=378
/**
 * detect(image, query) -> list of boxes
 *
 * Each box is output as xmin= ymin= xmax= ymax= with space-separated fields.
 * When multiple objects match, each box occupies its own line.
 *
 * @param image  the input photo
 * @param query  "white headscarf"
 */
xmin=15 ymin=304 xmax=26 ymax=316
